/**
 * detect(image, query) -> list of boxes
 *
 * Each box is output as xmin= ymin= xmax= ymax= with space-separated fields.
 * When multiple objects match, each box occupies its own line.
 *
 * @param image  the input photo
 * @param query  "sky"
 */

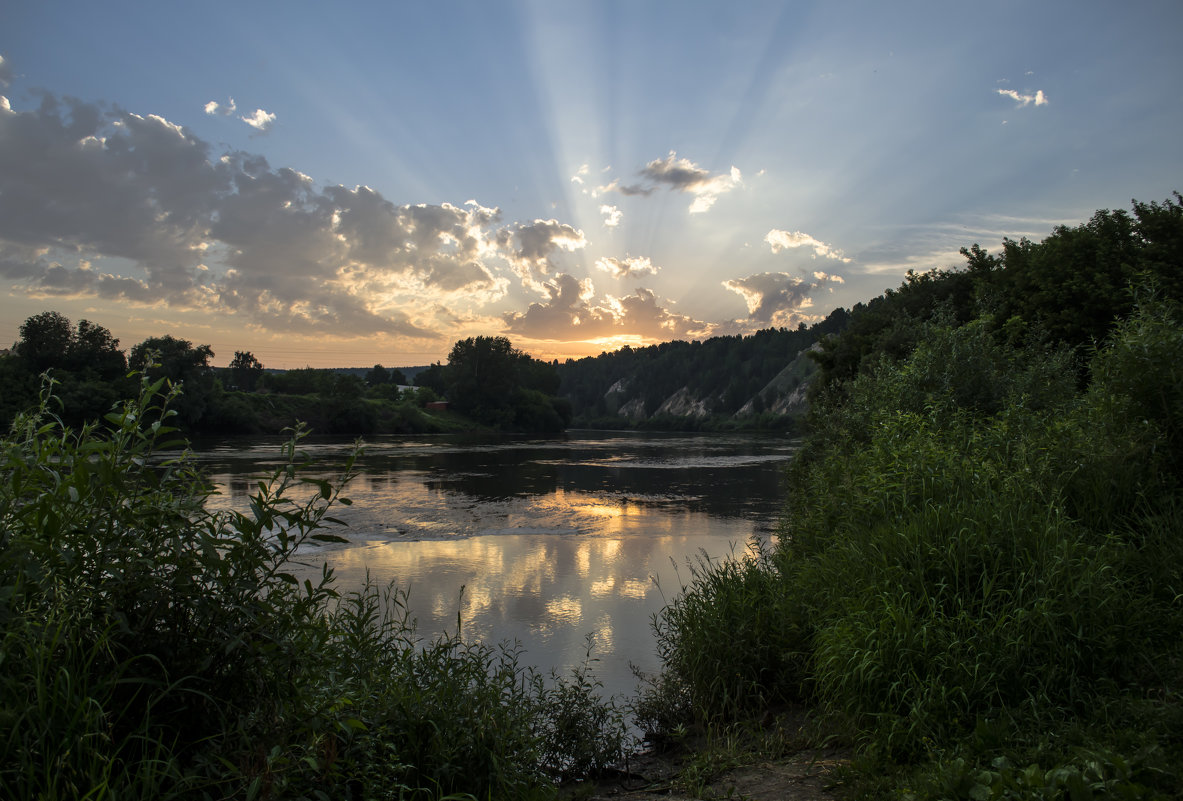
xmin=1 ymin=1 xmax=1181 ymax=368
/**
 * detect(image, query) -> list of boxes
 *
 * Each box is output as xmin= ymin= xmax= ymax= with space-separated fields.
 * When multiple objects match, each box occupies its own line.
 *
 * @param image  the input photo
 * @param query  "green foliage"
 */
xmin=638 ymin=545 xmax=810 ymax=733
xmin=3 ymin=312 xmax=131 ymax=427
xmin=811 ymin=193 xmax=1183 ymax=401
xmin=640 ymin=288 xmax=1183 ymax=798
xmin=438 ymin=336 xmax=569 ymax=431
xmin=0 ymin=376 xmax=628 ymax=799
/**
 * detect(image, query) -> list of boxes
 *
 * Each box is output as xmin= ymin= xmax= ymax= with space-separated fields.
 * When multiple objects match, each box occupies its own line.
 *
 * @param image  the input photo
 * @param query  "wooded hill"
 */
xmin=555 ymin=318 xmax=846 ymax=430
xmin=555 ymin=192 xmax=1183 ymax=432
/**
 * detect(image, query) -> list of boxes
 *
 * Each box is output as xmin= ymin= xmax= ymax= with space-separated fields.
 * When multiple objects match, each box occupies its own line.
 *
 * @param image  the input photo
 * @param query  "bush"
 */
xmin=0 ymin=375 xmax=629 ymax=799
xmin=639 ymin=294 xmax=1183 ymax=797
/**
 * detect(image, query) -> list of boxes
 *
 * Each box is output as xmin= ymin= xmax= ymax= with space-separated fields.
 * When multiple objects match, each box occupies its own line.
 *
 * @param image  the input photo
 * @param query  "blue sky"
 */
xmin=2 ymin=0 xmax=1180 ymax=367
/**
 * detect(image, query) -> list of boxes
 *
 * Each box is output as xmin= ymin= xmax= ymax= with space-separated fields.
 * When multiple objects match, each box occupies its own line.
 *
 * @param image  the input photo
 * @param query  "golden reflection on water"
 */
xmin=291 ymin=519 xmax=755 ymax=697
xmin=205 ymin=436 xmax=791 ymax=699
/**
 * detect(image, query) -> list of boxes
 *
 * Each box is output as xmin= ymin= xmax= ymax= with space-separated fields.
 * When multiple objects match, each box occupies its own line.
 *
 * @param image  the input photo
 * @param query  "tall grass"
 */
xmin=0 ymin=375 xmax=629 ymax=799
xmin=639 ymin=294 xmax=1183 ymax=797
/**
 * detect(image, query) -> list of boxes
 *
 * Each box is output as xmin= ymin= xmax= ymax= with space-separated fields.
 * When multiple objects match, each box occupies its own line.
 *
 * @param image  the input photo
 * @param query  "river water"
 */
xmin=193 ymin=430 xmax=798 ymax=700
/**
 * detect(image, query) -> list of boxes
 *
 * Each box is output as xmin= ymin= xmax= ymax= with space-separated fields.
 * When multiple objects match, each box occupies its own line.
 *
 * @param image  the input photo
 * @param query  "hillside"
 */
xmin=555 ymin=314 xmax=848 ymax=430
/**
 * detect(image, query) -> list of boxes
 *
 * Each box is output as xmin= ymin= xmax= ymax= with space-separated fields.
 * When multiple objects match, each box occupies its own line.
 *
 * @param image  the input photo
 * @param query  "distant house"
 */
xmin=425 ymin=401 xmax=449 ymax=412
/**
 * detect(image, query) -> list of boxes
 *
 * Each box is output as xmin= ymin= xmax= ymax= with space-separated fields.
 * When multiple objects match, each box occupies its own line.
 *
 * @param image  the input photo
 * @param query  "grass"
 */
xmin=635 ymin=295 xmax=1183 ymax=799
xmin=0 ymin=374 xmax=629 ymax=799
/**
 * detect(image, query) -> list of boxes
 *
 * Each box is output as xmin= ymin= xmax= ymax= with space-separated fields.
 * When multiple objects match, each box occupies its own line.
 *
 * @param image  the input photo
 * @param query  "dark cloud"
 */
xmin=638 ymin=153 xmax=714 ymax=190
xmin=722 ymin=271 xmax=843 ymax=326
xmin=496 ymin=219 xmax=586 ymax=286
xmin=0 ymin=96 xmax=226 ymax=298
xmin=0 ymin=92 xmax=528 ymax=337
xmin=597 ymin=151 xmax=741 ymax=213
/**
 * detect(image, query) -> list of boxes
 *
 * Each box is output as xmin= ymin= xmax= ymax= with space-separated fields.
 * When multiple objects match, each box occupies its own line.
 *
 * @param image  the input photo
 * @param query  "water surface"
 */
xmin=194 ymin=430 xmax=797 ymax=698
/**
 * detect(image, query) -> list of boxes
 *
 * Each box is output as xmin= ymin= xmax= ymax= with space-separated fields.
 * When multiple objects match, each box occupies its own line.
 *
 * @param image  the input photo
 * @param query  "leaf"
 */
xmin=310 ymin=534 xmax=348 ymax=544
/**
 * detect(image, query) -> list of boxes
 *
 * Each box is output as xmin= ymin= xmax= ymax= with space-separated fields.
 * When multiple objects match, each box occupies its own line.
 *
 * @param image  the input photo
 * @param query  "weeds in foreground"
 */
xmin=0 ymin=374 xmax=629 ymax=800
xmin=637 ymin=293 xmax=1183 ymax=799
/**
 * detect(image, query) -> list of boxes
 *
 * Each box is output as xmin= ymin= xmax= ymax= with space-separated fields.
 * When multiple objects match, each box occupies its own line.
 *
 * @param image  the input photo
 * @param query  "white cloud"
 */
xmin=0 ymin=54 xmax=12 ymax=88
xmin=996 ymin=88 xmax=1048 ymax=107
xmin=241 ymin=107 xmax=276 ymax=131
xmin=764 ymin=229 xmax=851 ymax=262
xmin=204 ymin=97 xmax=237 ymax=116
xmin=599 ymin=204 xmax=622 ymax=227
xmin=570 ymin=163 xmax=589 ymax=184
xmin=595 ymin=255 xmax=657 ymax=279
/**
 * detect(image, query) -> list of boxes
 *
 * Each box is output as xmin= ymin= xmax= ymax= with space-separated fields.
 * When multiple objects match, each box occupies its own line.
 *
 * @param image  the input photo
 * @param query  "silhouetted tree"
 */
xmin=17 ymin=311 xmax=77 ymax=374
xmin=129 ymin=335 xmax=215 ymax=427
xmin=229 ymin=351 xmax=264 ymax=391
xmin=365 ymin=364 xmax=391 ymax=386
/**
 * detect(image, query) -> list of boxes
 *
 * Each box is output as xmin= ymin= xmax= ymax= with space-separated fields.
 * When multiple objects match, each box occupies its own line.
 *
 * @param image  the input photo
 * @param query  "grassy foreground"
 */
xmin=0 ymin=377 xmax=629 ymax=800
xmin=637 ymin=291 xmax=1183 ymax=799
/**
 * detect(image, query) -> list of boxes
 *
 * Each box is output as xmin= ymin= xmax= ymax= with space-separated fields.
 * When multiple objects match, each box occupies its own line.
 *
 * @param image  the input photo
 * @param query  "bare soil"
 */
xmin=564 ymin=707 xmax=853 ymax=801
xmin=578 ymin=747 xmax=851 ymax=800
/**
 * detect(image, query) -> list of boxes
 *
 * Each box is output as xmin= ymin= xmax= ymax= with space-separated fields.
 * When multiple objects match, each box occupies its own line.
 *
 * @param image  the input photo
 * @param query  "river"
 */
xmin=192 ymin=430 xmax=798 ymax=701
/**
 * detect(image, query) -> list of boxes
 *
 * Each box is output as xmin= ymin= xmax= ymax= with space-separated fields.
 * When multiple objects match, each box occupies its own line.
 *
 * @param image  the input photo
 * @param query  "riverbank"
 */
xmin=568 ymin=707 xmax=851 ymax=801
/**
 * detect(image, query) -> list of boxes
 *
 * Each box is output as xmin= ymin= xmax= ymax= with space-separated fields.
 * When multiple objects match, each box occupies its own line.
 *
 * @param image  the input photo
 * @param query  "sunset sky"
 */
xmin=2 ymin=1 xmax=1181 ymax=368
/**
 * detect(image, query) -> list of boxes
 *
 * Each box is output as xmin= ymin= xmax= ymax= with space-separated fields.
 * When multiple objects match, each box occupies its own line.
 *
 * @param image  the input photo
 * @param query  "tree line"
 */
xmin=0 ymin=318 xmax=568 ymax=435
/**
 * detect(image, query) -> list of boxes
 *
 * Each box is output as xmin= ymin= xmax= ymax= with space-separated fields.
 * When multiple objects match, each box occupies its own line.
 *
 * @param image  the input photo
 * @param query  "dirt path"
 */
xmin=580 ymin=747 xmax=850 ymax=800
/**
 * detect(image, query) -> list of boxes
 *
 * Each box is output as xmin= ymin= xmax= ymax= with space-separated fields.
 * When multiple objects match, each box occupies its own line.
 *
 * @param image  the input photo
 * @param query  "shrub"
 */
xmin=640 ymin=293 xmax=1182 ymax=797
xmin=0 ymin=375 xmax=628 ymax=799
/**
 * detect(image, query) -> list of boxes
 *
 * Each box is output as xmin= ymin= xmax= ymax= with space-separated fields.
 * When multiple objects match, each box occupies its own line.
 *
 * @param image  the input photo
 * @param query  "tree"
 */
xmin=365 ymin=364 xmax=391 ymax=386
xmin=444 ymin=336 xmax=568 ymax=430
xmin=72 ymin=319 xmax=127 ymax=380
xmin=414 ymin=362 xmax=448 ymax=395
xmin=129 ymin=335 xmax=215 ymax=427
xmin=17 ymin=311 xmax=75 ymax=374
xmin=229 ymin=351 xmax=264 ymax=392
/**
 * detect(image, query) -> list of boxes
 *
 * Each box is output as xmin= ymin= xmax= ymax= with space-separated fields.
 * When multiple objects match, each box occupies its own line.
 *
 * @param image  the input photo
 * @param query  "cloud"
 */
xmin=204 ymin=97 xmax=237 ymax=116
xmin=570 ymin=163 xmax=589 ymax=184
xmin=502 ymin=274 xmax=711 ymax=343
xmin=599 ymin=204 xmax=622 ymax=227
xmin=764 ymin=229 xmax=851 ymax=262
xmin=496 ymin=219 xmax=586 ymax=288
xmin=595 ymin=255 xmax=657 ymax=279
xmin=241 ymin=108 xmax=277 ymax=132
xmin=996 ymin=88 xmax=1048 ymax=107
xmin=722 ymin=271 xmax=844 ymax=327
xmin=0 ymin=90 xmax=585 ymax=339
xmin=598 ymin=151 xmax=742 ymax=213
xmin=0 ymin=54 xmax=12 ymax=88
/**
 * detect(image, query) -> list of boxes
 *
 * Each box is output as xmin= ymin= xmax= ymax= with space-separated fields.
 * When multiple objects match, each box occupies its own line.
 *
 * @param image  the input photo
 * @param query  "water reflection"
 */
xmin=192 ymin=431 xmax=797 ymax=698
xmin=289 ymin=528 xmax=756 ymax=699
